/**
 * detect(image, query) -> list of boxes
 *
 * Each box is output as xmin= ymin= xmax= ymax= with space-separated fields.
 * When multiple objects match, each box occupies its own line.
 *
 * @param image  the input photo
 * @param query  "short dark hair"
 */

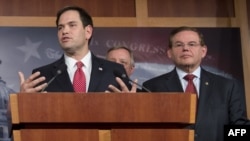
xmin=56 ymin=6 xmax=93 ymax=28
xmin=56 ymin=6 xmax=94 ymax=44
xmin=168 ymin=26 xmax=206 ymax=48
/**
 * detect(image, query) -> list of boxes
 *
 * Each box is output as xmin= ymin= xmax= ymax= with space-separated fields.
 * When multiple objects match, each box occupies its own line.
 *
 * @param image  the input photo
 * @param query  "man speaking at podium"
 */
xmin=18 ymin=6 xmax=130 ymax=93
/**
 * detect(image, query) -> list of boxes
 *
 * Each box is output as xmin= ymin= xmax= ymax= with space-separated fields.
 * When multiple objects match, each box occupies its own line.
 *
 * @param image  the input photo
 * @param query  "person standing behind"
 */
xmin=106 ymin=46 xmax=141 ymax=92
xmin=142 ymin=26 xmax=250 ymax=141
xmin=0 ymin=79 xmax=15 ymax=141
xmin=18 ymin=6 xmax=129 ymax=93
xmin=0 ymin=60 xmax=15 ymax=141
xmin=106 ymin=46 xmax=135 ymax=77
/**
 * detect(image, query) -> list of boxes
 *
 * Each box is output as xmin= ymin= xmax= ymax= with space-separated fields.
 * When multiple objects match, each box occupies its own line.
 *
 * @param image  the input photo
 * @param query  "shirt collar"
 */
xmin=176 ymin=67 xmax=201 ymax=79
xmin=64 ymin=51 xmax=92 ymax=69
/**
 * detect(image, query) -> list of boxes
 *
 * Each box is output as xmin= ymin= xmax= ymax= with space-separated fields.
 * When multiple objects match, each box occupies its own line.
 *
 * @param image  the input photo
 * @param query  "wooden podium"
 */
xmin=9 ymin=92 xmax=197 ymax=141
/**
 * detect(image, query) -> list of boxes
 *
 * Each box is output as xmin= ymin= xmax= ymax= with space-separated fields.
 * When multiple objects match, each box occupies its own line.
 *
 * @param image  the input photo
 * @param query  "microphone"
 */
xmin=41 ymin=64 xmax=67 ymax=92
xmin=113 ymin=70 xmax=151 ymax=92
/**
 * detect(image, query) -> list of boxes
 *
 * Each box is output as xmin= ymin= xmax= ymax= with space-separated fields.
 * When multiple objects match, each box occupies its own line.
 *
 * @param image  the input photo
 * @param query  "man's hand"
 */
xmin=105 ymin=77 xmax=138 ymax=93
xmin=18 ymin=71 xmax=47 ymax=93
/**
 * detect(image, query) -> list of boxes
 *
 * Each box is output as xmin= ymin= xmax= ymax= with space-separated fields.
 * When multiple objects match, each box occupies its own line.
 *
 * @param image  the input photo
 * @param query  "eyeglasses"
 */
xmin=173 ymin=42 xmax=200 ymax=48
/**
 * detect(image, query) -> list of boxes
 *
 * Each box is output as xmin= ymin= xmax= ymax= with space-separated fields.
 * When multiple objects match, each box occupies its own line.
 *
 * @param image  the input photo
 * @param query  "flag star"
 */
xmin=17 ymin=37 xmax=42 ymax=62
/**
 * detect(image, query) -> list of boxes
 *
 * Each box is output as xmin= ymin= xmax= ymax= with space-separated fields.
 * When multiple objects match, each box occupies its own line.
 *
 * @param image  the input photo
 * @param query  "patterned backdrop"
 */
xmin=0 ymin=27 xmax=243 ymax=92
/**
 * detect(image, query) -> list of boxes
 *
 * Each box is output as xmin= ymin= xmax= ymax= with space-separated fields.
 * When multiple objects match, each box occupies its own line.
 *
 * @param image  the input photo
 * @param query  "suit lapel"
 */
xmin=166 ymin=69 xmax=184 ymax=92
xmin=88 ymin=54 xmax=104 ymax=92
xmin=52 ymin=56 xmax=74 ymax=92
xmin=195 ymin=69 xmax=214 ymax=127
xmin=55 ymin=71 xmax=73 ymax=91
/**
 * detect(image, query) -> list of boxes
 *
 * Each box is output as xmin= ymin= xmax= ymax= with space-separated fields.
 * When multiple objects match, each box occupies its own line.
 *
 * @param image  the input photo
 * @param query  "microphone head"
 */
xmin=121 ymin=73 xmax=127 ymax=79
xmin=41 ymin=64 xmax=67 ymax=92
xmin=113 ymin=69 xmax=151 ymax=92
xmin=113 ymin=70 xmax=128 ymax=79
xmin=58 ymin=64 xmax=67 ymax=73
xmin=54 ymin=63 xmax=67 ymax=76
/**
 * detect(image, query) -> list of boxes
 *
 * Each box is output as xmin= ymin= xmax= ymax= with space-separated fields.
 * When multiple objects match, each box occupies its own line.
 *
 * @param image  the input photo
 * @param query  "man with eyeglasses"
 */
xmin=141 ymin=26 xmax=250 ymax=141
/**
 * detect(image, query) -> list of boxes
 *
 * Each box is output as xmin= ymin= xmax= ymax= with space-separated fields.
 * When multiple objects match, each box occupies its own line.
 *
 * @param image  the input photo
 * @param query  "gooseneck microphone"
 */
xmin=41 ymin=64 xmax=67 ymax=92
xmin=113 ymin=70 xmax=151 ymax=92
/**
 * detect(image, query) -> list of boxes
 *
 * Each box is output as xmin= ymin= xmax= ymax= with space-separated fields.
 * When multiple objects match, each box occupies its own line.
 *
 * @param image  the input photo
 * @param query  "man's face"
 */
xmin=167 ymin=30 xmax=207 ymax=72
xmin=107 ymin=48 xmax=134 ymax=76
xmin=57 ymin=10 xmax=92 ymax=54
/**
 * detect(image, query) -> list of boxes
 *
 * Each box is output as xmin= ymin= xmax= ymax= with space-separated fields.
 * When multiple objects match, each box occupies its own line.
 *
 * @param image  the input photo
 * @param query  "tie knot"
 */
xmin=184 ymin=74 xmax=196 ymax=81
xmin=76 ymin=61 xmax=83 ymax=69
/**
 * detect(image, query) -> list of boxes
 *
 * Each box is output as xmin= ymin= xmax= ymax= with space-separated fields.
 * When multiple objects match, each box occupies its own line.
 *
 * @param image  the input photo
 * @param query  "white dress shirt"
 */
xmin=64 ymin=51 xmax=92 ymax=92
xmin=176 ymin=67 xmax=201 ymax=97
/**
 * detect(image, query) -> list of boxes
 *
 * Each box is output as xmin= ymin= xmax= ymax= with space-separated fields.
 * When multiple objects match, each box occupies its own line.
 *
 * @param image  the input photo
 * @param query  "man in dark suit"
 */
xmin=18 ymin=6 xmax=129 ymax=93
xmin=106 ymin=46 xmax=135 ymax=77
xmin=142 ymin=26 xmax=250 ymax=141
xmin=105 ymin=46 xmax=141 ymax=92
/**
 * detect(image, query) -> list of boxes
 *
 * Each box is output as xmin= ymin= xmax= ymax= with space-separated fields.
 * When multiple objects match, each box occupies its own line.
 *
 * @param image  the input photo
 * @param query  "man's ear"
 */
xmin=201 ymin=45 xmax=208 ymax=58
xmin=130 ymin=65 xmax=135 ymax=74
xmin=167 ymin=49 xmax=172 ymax=59
xmin=85 ymin=25 xmax=93 ymax=40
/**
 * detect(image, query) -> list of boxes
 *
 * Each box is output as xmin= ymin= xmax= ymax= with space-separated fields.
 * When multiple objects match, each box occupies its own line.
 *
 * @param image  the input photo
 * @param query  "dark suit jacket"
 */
xmin=32 ymin=53 xmax=130 ymax=92
xmin=142 ymin=68 xmax=249 ymax=141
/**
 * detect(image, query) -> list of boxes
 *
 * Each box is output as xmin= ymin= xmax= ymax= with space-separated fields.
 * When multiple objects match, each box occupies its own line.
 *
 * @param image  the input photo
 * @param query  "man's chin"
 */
xmin=179 ymin=63 xmax=195 ymax=69
xmin=62 ymin=47 xmax=75 ymax=54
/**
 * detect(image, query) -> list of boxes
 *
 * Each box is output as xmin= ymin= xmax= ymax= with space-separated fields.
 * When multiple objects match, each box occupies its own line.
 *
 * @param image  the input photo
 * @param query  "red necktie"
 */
xmin=73 ymin=61 xmax=86 ymax=93
xmin=184 ymin=74 xmax=198 ymax=117
xmin=184 ymin=74 xmax=197 ymax=94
